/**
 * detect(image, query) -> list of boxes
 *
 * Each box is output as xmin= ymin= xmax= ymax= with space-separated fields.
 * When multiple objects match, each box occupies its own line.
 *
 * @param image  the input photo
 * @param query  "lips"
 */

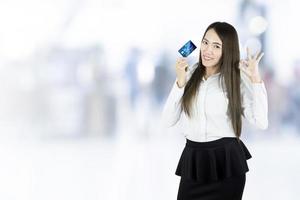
xmin=202 ymin=55 xmax=214 ymax=61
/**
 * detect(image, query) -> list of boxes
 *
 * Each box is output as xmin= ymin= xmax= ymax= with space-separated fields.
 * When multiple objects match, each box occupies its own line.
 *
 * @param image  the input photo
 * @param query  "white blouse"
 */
xmin=160 ymin=64 xmax=268 ymax=142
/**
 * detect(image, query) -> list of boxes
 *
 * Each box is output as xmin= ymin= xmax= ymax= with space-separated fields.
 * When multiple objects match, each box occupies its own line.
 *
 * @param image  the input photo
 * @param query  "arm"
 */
xmin=160 ymin=78 xmax=186 ymax=128
xmin=239 ymin=48 xmax=268 ymax=130
xmin=160 ymin=63 xmax=196 ymax=128
xmin=240 ymin=71 xmax=269 ymax=130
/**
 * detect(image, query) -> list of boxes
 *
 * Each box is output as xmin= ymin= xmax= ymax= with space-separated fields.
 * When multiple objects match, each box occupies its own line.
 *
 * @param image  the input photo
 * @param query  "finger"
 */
xmin=184 ymin=64 xmax=189 ymax=70
xmin=239 ymin=64 xmax=244 ymax=70
xmin=179 ymin=57 xmax=187 ymax=62
xmin=257 ymin=52 xmax=264 ymax=62
xmin=177 ymin=61 xmax=187 ymax=66
xmin=176 ymin=59 xmax=186 ymax=67
xmin=181 ymin=61 xmax=188 ymax=67
xmin=239 ymin=65 xmax=251 ymax=77
xmin=247 ymin=47 xmax=251 ymax=60
xmin=180 ymin=64 xmax=187 ymax=69
xmin=239 ymin=60 xmax=243 ymax=67
xmin=177 ymin=58 xmax=183 ymax=63
xmin=178 ymin=63 xmax=188 ymax=70
xmin=178 ymin=58 xmax=187 ymax=64
xmin=185 ymin=66 xmax=188 ymax=72
xmin=177 ymin=57 xmax=186 ymax=62
xmin=240 ymin=60 xmax=248 ymax=67
xmin=255 ymin=50 xmax=260 ymax=60
xmin=242 ymin=59 xmax=247 ymax=65
xmin=239 ymin=65 xmax=247 ymax=73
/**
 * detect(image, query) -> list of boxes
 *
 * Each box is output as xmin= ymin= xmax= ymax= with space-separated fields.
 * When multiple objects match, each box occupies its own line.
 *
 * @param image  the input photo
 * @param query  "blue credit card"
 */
xmin=178 ymin=40 xmax=197 ymax=57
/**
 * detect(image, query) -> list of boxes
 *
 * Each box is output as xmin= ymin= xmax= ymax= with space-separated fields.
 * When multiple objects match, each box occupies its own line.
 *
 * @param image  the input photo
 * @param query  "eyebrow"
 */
xmin=203 ymin=38 xmax=222 ymax=46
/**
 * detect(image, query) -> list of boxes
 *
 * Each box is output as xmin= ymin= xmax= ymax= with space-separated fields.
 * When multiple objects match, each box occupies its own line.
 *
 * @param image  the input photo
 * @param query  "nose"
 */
xmin=203 ymin=44 xmax=213 ymax=54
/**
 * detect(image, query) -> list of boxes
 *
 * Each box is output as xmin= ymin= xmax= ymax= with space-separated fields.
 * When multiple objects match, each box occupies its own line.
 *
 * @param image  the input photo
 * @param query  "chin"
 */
xmin=202 ymin=62 xmax=218 ymax=68
xmin=201 ymin=58 xmax=218 ymax=68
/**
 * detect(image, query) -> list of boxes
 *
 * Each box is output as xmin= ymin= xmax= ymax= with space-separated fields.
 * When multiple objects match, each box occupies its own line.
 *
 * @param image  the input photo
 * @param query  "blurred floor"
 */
xmin=0 ymin=132 xmax=299 ymax=200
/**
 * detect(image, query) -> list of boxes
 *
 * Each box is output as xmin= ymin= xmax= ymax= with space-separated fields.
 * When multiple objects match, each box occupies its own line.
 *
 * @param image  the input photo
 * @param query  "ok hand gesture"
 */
xmin=239 ymin=47 xmax=264 ymax=83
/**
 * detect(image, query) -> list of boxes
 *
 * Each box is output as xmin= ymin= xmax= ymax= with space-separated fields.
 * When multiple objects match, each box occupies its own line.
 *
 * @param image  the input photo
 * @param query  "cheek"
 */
xmin=200 ymin=45 xmax=204 ymax=52
xmin=215 ymin=51 xmax=222 ymax=61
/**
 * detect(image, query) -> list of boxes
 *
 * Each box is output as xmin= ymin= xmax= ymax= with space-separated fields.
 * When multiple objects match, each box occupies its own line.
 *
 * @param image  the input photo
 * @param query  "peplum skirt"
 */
xmin=175 ymin=137 xmax=252 ymax=200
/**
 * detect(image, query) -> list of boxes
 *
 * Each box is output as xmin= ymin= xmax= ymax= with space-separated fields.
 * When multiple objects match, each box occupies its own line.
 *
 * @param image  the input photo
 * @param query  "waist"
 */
xmin=186 ymin=137 xmax=239 ymax=148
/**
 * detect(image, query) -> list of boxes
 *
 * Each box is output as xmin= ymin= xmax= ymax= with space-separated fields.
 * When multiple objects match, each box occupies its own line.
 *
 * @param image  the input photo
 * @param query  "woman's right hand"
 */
xmin=175 ymin=58 xmax=189 ymax=88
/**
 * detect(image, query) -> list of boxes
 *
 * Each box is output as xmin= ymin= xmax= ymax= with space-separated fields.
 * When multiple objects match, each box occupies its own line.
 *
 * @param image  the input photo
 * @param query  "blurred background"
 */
xmin=0 ymin=0 xmax=299 ymax=199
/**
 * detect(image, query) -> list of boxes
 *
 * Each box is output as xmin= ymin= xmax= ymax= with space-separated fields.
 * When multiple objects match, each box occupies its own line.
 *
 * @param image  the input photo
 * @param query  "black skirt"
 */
xmin=175 ymin=137 xmax=252 ymax=200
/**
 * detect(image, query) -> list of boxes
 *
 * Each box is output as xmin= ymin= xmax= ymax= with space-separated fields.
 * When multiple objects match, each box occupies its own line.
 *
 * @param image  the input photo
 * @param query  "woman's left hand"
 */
xmin=239 ymin=47 xmax=264 ymax=83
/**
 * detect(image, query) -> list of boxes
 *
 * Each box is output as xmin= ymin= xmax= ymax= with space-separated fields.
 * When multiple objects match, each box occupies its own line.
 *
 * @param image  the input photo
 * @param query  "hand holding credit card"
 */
xmin=178 ymin=40 xmax=197 ymax=57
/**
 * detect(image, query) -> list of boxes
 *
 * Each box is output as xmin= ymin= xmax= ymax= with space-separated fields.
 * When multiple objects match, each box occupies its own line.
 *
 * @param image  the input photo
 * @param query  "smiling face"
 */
xmin=200 ymin=28 xmax=223 ymax=69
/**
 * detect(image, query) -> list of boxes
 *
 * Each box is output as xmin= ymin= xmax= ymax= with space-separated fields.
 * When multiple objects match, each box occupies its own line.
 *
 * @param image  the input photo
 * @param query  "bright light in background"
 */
xmin=249 ymin=16 xmax=268 ymax=36
xmin=244 ymin=37 xmax=262 ymax=55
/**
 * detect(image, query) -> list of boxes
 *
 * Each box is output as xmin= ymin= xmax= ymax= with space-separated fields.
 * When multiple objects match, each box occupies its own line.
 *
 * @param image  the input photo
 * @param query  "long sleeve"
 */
xmin=160 ymin=78 xmax=185 ymax=128
xmin=240 ymin=71 xmax=269 ymax=130
xmin=160 ymin=64 xmax=197 ymax=129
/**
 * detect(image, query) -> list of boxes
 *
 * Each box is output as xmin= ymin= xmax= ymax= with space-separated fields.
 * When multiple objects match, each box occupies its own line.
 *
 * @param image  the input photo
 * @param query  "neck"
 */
xmin=205 ymin=66 xmax=220 ymax=77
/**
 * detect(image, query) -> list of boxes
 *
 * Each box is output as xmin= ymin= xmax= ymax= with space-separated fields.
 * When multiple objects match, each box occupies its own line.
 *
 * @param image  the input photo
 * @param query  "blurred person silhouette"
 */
xmin=152 ymin=51 xmax=174 ymax=106
xmin=161 ymin=22 xmax=268 ymax=200
xmin=84 ymin=46 xmax=117 ymax=137
xmin=124 ymin=47 xmax=142 ymax=110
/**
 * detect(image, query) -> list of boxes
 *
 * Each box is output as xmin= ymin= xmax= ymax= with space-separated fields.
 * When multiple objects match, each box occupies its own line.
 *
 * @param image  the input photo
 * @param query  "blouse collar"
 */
xmin=202 ymin=72 xmax=221 ymax=81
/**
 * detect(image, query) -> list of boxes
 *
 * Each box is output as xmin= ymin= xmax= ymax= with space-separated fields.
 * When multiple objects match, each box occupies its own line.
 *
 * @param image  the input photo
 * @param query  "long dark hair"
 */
xmin=179 ymin=22 xmax=242 ymax=138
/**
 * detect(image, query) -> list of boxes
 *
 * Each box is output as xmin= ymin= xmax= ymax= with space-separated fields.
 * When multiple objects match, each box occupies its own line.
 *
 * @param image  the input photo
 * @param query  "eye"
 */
xmin=202 ymin=40 xmax=208 ymax=45
xmin=214 ymin=45 xmax=221 ymax=49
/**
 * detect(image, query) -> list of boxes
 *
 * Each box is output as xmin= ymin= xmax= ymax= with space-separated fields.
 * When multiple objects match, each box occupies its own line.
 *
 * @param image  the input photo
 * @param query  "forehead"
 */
xmin=204 ymin=29 xmax=222 ymax=44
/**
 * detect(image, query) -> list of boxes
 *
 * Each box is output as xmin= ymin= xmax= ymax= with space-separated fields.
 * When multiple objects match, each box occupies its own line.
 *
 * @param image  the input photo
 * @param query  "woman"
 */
xmin=161 ymin=22 xmax=268 ymax=200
